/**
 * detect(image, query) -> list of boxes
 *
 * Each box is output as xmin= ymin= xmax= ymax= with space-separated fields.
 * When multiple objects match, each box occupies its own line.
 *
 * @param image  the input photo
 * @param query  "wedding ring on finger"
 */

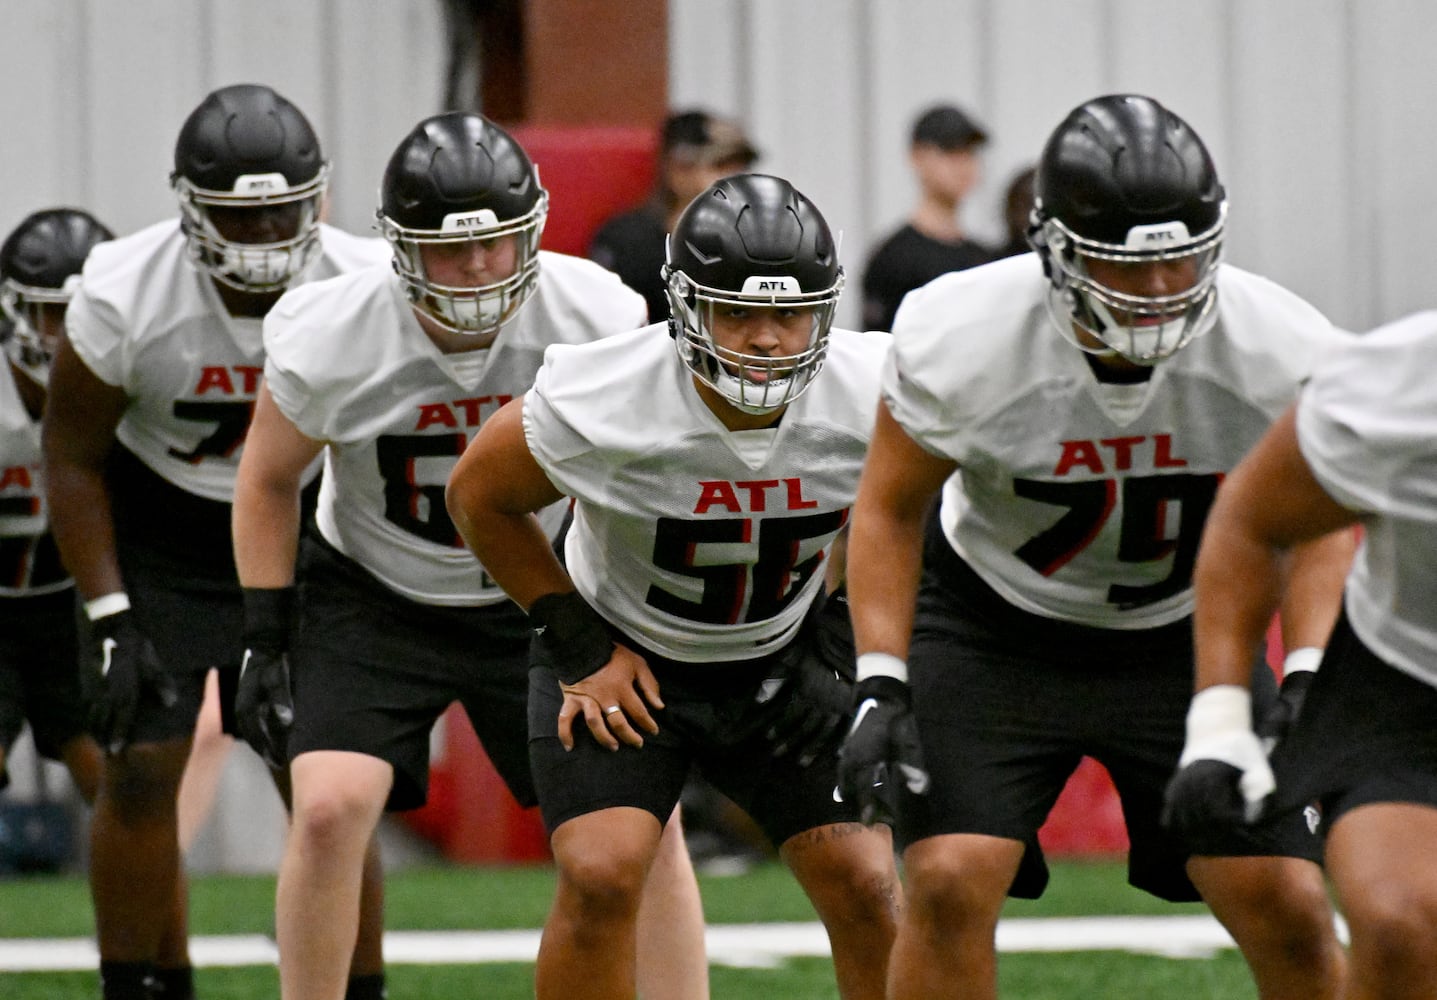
xmin=604 ymin=705 xmax=622 ymax=716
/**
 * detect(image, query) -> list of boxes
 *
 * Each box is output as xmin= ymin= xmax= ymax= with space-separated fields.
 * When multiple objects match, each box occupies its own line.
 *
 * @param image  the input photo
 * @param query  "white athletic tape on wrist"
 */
xmin=1282 ymin=646 xmax=1323 ymax=675
xmin=855 ymin=652 xmax=908 ymax=683
xmin=1183 ymin=684 xmax=1252 ymax=747
xmin=85 ymin=592 xmax=131 ymax=621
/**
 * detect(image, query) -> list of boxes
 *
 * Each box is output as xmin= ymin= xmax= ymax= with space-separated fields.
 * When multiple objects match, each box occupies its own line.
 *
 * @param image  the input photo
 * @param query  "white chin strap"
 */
xmin=220 ymin=246 xmax=296 ymax=288
xmin=711 ymin=367 xmax=800 ymax=414
xmin=1082 ymin=294 xmax=1192 ymax=364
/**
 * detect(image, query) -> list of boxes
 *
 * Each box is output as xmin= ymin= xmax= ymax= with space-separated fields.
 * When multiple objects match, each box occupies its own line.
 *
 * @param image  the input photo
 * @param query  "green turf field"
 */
xmin=0 ymin=859 xmax=1259 ymax=998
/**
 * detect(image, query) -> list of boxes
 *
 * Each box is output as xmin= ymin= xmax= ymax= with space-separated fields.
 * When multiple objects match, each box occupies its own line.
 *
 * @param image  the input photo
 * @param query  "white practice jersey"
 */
xmin=524 ymin=325 xmax=891 ymax=662
xmin=265 ymin=251 xmax=646 ymax=606
xmin=0 ymin=364 xmax=68 ymax=595
xmin=65 ymin=219 xmax=388 ymax=502
xmin=1297 ymin=310 xmax=1437 ymax=688
xmin=886 ymin=253 xmax=1347 ymax=629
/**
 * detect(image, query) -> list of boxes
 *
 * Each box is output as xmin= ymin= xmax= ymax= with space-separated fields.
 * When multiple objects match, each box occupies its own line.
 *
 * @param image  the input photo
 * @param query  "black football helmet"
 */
xmin=171 ymin=84 xmax=329 ymax=293
xmin=663 ymin=173 xmax=843 ymax=414
xmin=376 ymin=112 xmax=548 ymax=336
xmin=0 ymin=208 xmax=114 ymax=384
xmin=1030 ymin=94 xmax=1226 ymax=363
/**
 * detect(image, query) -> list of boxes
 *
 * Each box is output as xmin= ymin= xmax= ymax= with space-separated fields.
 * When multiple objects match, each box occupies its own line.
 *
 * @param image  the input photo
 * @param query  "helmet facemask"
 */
xmin=379 ymin=192 xmax=547 ymax=337
xmin=0 ymin=274 xmax=74 ymax=385
xmin=667 ymin=264 xmax=842 ymax=415
xmin=174 ymin=166 xmax=329 ymax=294
xmin=1038 ymin=206 xmax=1224 ymax=365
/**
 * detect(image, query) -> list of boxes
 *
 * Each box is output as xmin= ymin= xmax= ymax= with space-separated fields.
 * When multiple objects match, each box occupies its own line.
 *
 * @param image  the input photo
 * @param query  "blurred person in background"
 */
xmin=589 ymin=108 xmax=759 ymax=322
xmin=861 ymin=103 xmax=995 ymax=332
xmin=992 ymin=165 xmax=1037 ymax=260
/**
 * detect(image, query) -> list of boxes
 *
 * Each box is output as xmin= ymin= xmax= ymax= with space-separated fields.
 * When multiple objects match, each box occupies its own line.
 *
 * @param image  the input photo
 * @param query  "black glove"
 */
xmin=1255 ymin=668 xmax=1316 ymax=753
xmin=755 ymin=646 xmax=852 ymax=767
xmin=1162 ymin=685 xmax=1274 ymax=835
xmin=235 ymin=587 xmax=296 ymax=770
xmin=836 ymin=675 xmax=930 ymax=827
xmin=88 ymin=607 xmax=178 ymax=754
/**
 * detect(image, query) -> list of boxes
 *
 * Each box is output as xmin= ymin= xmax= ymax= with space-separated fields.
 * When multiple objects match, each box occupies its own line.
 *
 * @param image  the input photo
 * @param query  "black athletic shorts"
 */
xmin=1270 ymin=609 xmax=1437 ymax=830
xmin=286 ymin=533 xmax=535 ymax=812
xmin=904 ymin=517 xmax=1322 ymax=902
xmin=527 ymin=608 xmax=860 ymax=848
xmin=0 ymin=589 xmax=87 ymax=785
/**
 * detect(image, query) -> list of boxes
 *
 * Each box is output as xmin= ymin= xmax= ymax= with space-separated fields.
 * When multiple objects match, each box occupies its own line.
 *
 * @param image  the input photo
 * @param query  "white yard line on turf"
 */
xmin=0 ymin=914 xmax=1350 ymax=972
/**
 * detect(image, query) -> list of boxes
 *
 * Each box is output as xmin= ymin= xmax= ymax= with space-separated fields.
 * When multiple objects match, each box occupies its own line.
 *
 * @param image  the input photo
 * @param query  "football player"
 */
xmin=1168 ymin=309 xmax=1437 ymax=1000
xmin=445 ymin=173 xmax=901 ymax=999
xmin=836 ymin=94 xmax=1352 ymax=1000
xmin=0 ymin=208 xmax=110 ymax=804
xmin=231 ymin=111 xmax=708 ymax=1000
xmin=42 ymin=85 xmax=390 ymax=1000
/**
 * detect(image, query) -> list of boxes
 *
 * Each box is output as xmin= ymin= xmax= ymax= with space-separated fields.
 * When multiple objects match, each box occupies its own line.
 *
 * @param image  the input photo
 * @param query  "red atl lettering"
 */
xmin=1054 ymin=435 xmax=1190 ymax=476
xmin=194 ymin=365 xmax=263 ymax=396
xmin=693 ymin=478 xmax=820 ymax=514
xmin=415 ymin=396 xmax=515 ymax=431
xmin=415 ymin=404 xmax=458 ymax=430
xmin=1153 ymin=433 xmax=1188 ymax=468
xmin=1099 ymin=436 xmax=1145 ymax=471
xmin=1054 ymin=440 xmax=1105 ymax=476
xmin=0 ymin=466 xmax=34 ymax=490
xmin=785 ymin=478 xmax=818 ymax=509
xmin=694 ymin=481 xmax=742 ymax=514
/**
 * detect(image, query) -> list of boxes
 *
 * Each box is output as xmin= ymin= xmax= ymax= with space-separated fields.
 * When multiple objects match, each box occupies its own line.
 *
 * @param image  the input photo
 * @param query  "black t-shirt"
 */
xmin=588 ymin=206 xmax=668 ymax=324
xmin=861 ymin=223 xmax=994 ymax=331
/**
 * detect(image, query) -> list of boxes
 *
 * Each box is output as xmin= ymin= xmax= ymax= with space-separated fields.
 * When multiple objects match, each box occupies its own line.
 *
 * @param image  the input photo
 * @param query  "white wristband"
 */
xmin=1282 ymin=646 xmax=1323 ymax=676
xmin=84 ymin=592 xmax=131 ymax=621
xmin=856 ymin=652 xmax=908 ymax=683
xmin=1185 ymin=684 xmax=1252 ymax=743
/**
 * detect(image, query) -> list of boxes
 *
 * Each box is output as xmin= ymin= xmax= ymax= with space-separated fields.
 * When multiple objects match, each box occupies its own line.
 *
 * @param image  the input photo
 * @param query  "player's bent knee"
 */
xmin=1344 ymin=885 xmax=1437 ymax=960
xmin=290 ymin=787 xmax=385 ymax=851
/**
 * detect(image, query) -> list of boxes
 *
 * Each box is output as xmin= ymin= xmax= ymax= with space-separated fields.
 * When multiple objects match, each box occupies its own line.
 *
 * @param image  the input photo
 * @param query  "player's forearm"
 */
xmin=232 ymin=472 xmax=302 ymax=589
xmin=454 ymin=508 xmax=571 ymax=610
xmin=45 ymin=460 xmax=124 ymax=601
xmin=846 ymin=501 xmax=926 ymax=662
xmin=1193 ymin=517 xmax=1287 ymax=691
xmin=1277 ymin=527 xmax=1356 ymax=652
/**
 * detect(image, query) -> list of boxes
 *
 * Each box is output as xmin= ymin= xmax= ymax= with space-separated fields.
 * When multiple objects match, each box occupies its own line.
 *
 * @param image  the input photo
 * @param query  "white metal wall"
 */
xmin=5 ymin=1 xmax=1428 ymax=333
xmin=0 ymin=0 xmax=446 ymax=248
xmin=671 ymin=0 xmax=1437 ymax=332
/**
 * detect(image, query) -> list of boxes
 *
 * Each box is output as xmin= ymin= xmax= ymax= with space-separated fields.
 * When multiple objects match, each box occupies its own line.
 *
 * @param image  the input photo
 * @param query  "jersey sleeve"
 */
xmin=879 ymin=281 xmax=967 ymax=458
xmin=63 ymin=278 xmax=130 ymax=388
xmin=1297 ymin=312 xmax=1437 ymax=520
xmin=261 ymin=289 xmax=329 ymax=441
xmin=521 ymin=348 xmax=602 ymax=500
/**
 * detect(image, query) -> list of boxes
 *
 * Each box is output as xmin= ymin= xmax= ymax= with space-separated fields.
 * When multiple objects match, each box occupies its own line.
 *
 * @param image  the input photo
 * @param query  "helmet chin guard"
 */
xmin=1 ymin=208 xmax=115 ymax=383
xmin=171 ymin=85 xmax=329 ymax=294
xmin=664 ymin=174 xmax=844 ymax=414
xmin=1031 ymin=94 xmax=1226 ymax=364
xmin=1036 ymin=208 xmax=1224 ymax=364
xmin=377 ymin=112 xmax=548 ymax=338
xmin=668 ymin=269 xmax=841 ymax=414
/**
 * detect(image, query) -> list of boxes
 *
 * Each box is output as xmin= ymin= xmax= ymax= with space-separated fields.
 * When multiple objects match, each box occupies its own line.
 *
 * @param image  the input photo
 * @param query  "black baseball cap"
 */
xmin=911 ymin=104 xmax=989 ymax=151
xmin=662 ymin=109 xmax=760 ymax=167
